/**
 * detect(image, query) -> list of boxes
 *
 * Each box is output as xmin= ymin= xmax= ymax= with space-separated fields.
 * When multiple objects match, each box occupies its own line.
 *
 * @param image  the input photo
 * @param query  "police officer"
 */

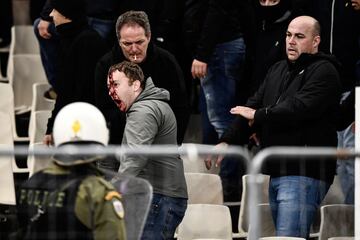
xmin=16 ymin=102 xmax=126 ymax=239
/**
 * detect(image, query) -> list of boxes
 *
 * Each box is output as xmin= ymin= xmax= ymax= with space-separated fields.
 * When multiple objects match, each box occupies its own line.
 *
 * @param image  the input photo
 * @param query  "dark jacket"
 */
xmin=94 ymin=43 xmax=189 ymax=144
xmin=40 ymin=0 xmax=120 ymax=21
xmin=183 ymin=0 xmax=253 ymax=62
xmin=46 ymin=20 xmax=107 ymax=133
xmin=306 ymin=0 xmax=360 ymax=92
xmin=250 ymin=4 xmax=292 ymax=95
xmin=222 ymin=53 xmax=342 ymax=183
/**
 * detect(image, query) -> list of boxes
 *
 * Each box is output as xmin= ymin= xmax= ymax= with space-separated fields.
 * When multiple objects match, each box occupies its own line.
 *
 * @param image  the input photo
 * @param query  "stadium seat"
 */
xmin=0 ymin=82 xmax=29 ymax=142
xmin=9 ymin=25 xmax=40 ymax=55
xmin=236 ymin=174 xmax=270 ymax=238
xmin=318 ymin=204 xmax=354 ymax=240
xmin=177 ymin=204 xmax=233 ymax=240
xmin=259 ymin=237 xmax=306 ymax=240
xmin=0 ymin=112 xmax=17 ymax=204
xmin=8 ymin=55 xmax=47 ymax=114
xmin=180 ymin=144 xmax=220 ymax=174
xmin=185 ymin=172 xmax=223 ymax=204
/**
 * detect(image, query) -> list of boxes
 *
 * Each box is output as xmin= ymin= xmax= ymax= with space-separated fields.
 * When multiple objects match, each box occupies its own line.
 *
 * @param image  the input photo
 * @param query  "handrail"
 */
xmin=247 ymin=146 xmax=358 ymax=240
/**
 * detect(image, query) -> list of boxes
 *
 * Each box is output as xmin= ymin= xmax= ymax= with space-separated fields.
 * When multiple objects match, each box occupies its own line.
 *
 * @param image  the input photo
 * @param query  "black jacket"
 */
xmin=94 ymin=43 xmax=189 ymax=144
xmin=222 ymin=53 xmax=342 ymax=183
xmin=306 ymin=0 xmax=360 ymax=92
xmin=46 ymin=20 xmax=107 ymax=133
xmin=250 ymin=9 xmax=292 ymax=95
xmin=40 ymin=0 xmax=120 ymax=21
xmin=183 ymin=0 xmax=254 ymax=62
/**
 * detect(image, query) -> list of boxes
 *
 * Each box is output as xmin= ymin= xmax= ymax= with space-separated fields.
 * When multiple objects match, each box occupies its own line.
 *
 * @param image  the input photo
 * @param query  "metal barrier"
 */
xmin=1 ymin=144 xmax=358 ymax=239
xmin=248 ymin=146 xmax=358 ymax=240
xmin=0 ymin=143 xmax=250 ymax=239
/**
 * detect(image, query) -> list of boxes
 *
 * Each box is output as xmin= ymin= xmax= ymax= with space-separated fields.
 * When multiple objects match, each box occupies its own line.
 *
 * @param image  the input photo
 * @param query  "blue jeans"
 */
xmin=87 ymin=17 xmax=114 ymax=40
xmin=337 ymin=123 xmax=355 ymax=204
xmin=142 ymin=194 xmax=187 ymax=240
xmin=200 ymin=37 xmax=246 ymax=138
xmin=269 ymin=176 xmax=330 ymax=238
xmin=200 ymin=38 xmax=246 ymax=229
xmin=33 ymin=18 xmax=59 ymax=89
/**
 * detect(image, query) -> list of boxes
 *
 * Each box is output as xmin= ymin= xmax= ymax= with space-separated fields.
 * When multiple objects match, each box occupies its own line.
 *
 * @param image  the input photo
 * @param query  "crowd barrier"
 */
xmin=0 ymin=144 xmax=358 ymax=239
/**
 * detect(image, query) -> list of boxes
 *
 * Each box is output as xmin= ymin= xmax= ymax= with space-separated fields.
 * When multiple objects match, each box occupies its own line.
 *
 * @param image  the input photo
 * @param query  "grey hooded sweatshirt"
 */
xmin=120 ymin=77 xmax=187 ymax=199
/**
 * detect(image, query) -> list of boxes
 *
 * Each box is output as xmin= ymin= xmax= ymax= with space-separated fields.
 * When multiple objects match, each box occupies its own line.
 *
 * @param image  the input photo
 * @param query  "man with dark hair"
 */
xmin=95 ymin=11 xmax=189 ymax=158
xmin=207 ymin=16 xmax=341 ymax=238
xmin=107 ymin=61 xmax=188 ymax=239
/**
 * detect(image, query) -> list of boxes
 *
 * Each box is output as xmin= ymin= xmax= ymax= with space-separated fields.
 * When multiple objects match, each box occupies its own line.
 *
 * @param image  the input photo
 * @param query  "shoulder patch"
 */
xmin=112 ymin=198 xmax=125 ymax=219
xmin=105 ymin=191 xmax=122 ymax=201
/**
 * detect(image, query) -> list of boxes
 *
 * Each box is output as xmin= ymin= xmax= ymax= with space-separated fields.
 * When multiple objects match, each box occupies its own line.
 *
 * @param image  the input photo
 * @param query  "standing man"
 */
xmin=107 ymin=61 xmax=188 ymax=239
xmin=207 ymin=16 xmax=341 ymax=238
xmin=95 ymin=11 xmax=189 ymax=149
xmin=185 ymin=0 xmax=254 ymax=228
xmin=17 ymin=102 xmax=126 ymax=239
xmin=43 ymin=0 xmax=107 ymax=145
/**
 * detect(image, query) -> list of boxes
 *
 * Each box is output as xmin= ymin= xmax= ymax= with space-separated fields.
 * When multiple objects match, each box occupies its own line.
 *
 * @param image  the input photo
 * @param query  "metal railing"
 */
xmin=248 ymin=146 xmax=358 ymax=240
xmin=0 ymin=144 xmax=358 ymax=239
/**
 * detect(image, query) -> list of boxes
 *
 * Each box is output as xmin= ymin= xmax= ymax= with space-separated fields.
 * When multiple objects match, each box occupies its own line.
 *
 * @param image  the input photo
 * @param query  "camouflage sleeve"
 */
xmin=74 ymin=176 xmax=126 ymax=240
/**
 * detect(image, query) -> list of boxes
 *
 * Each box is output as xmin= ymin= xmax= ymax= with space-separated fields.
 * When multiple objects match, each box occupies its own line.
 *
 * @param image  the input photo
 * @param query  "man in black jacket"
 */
xmin=206 ymin=16 xmax=341 ymax=238
xmin=43 ymin=0 xmax=107 ymax=145
xmin=94 ymin=11 xmax=189 ymax=151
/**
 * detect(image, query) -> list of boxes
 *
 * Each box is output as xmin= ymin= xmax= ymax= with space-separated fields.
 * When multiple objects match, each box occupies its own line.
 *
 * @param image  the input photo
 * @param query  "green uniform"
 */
xmin=17 ymin=162 xmax=126 ymax=240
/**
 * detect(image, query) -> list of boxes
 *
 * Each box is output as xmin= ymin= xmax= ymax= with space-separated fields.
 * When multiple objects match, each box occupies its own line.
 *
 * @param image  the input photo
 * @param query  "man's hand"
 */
xmin=191 ymin=59 xmax=207 ymax=79
xmin=230 ymin=106 xmax=256 ymax=120
xmin=37 ymin=20 xmax=52 ymax=39
xmin=43 ymin=134 xmax=53 ymax=146
xmin=204 ymin=142 xmax=228 ymax=170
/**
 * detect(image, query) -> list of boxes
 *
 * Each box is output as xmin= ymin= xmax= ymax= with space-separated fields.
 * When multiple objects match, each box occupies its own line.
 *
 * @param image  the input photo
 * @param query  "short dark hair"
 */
xmin=313 ymin=19 xmax=321 ymax=36
xmin=108 ymin=61 xmax=145 ymax=89
xmin=115 ymin=11 xmax=151 ymax=40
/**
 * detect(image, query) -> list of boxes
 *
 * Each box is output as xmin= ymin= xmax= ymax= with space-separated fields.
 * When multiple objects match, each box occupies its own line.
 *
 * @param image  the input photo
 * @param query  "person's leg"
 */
xmin=337 ymin=124 xmax=355 ymax=204
xmin=141 ymin=194 xmax=187 ymax=240
xmin=199 ymin=87 xmax=218 ymax=144
xmin=200 ymin=37 xmax=246 ymax=231
xmin=269 ymin=176 xmax=330 ymax=238
xmin=200 ymin=38 xmax=246 ymax=138
xmin=33 ymin=18 xmax=60 ymax=90
xmin=87 ymin=17 xmax=114 ymax=46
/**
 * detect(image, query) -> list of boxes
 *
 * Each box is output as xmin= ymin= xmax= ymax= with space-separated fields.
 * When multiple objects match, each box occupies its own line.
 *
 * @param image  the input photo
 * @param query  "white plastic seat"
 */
xmin=185 ymin=172 xmax=223 ymax=204
xmin=8 ymin=55 xmax=47 ymax=114
xmin=236 ymin=174 xmax=270 ymax=238
xmin=9 ymin=25 xmax=40 ymax=55
xmin=0 ymin=82 xmax=29 ymax=142
xmin=0 ymin=112 xmax=17 ymax=204
xmin=27 ymin=143 xmax=51 ymax=177
xmin=328 ymin=237 xmax=354 ymax=240
xmin=259 ymin=237 xmax=306 ymax=240
xmin=177 ymin=204 xmax=233 ymax=240
xmin=248 ymin=203 xmax=276 ymax=238
xmin=31 ymin=82 xmax=55 ymax=112
xmin=28 ymin=110 xmax=52 ymax=145
xmin=6 ymin=25 xmax=41 ymax=82
xmin=180 ymin=143 xmax=220 ymax=174
xmin=318 ymin=204 xmax=354 ymax=240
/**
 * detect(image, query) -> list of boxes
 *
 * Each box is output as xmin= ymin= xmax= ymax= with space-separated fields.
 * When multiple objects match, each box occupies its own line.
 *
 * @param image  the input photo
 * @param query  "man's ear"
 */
xmin=313 ymin=35 xmax=320 ymax=49
xmin=133 ymin=80 xmax=141 ymax=92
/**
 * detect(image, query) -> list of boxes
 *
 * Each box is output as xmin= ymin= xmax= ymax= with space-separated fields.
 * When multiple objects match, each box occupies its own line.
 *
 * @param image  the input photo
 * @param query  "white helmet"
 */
xmin=53 ymin=102 xmax=109 ymax=147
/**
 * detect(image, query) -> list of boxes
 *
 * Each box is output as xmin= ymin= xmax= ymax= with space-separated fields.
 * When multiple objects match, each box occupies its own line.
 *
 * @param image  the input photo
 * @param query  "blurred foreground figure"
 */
xmin=16 ymin=102 xmax=126 ymax=240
